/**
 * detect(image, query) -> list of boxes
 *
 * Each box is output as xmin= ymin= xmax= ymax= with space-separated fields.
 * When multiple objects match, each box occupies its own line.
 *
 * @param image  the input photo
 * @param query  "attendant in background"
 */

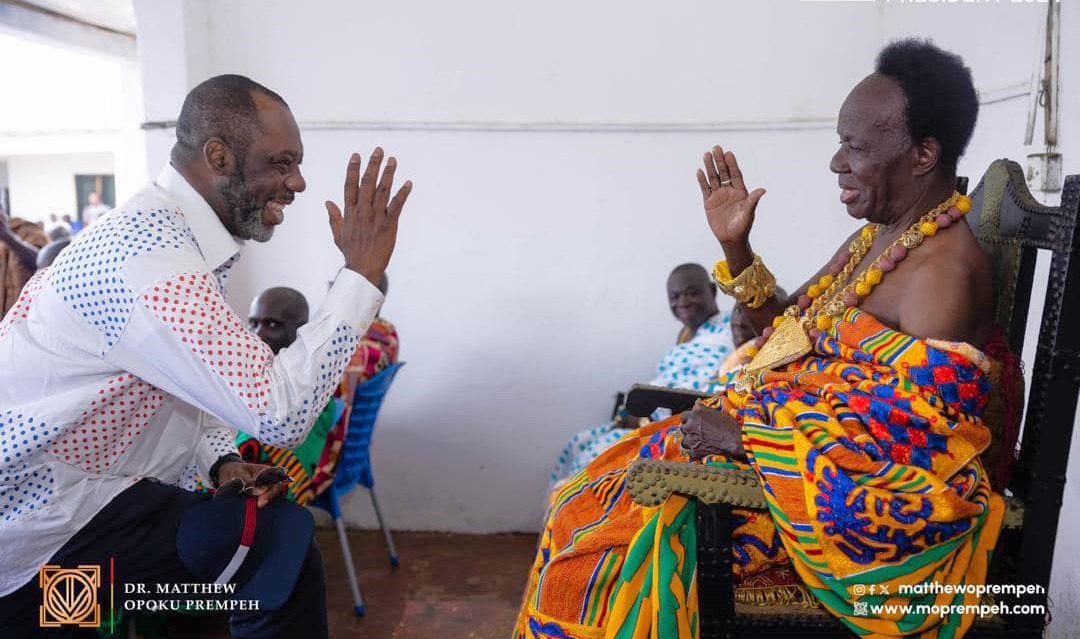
xmin=80 ymin=191 xmax=111 ymax=226
xmin=62 ymin=214 xmax=84 ymax=234
xmin=44 ymin=213 xmax=72 ymax=240
xmin=548 ymin=263 xmax=735 ymax=488
xmin=238 ymin=277 xmax=399 ymax=504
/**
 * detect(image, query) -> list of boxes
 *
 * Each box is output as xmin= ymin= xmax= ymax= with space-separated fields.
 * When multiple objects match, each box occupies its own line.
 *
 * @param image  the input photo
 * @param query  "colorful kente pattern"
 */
xmin=515 ymin=309 xmax=1004 ymax=639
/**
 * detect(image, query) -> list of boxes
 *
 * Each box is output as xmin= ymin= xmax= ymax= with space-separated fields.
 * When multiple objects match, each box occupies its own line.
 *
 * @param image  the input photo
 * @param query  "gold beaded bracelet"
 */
xmin=712 ymin=254 xmax=777 ymax=309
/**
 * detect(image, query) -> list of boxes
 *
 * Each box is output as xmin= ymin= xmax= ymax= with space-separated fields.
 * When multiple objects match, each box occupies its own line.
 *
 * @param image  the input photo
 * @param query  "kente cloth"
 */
xmin=520 ymin=419 xmax=786 ymax=639
xmin=0 ymin=217 xmax=48 ymax=316
xmin=236 ymin=398 xmax=344 ymax=505
xmin=312 ymin=317 xmax=398 ymax=494
xmin=549 ymin=313 xmax=734 ymax=488
xmin=516 ymin=308 xmax=1004 ymax=639
xmin=235 ymin=318 xmax=399 ymax=502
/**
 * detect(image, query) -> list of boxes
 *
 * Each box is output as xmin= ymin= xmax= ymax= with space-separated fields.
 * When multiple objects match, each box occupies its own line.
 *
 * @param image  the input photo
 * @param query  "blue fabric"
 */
xmin=314 ymin=362 xmax=404 ymax=517
xmin=176 ymin=495 xmax=314 ymax=611
xmin=549 ymin=314 xmax=735 ymax=488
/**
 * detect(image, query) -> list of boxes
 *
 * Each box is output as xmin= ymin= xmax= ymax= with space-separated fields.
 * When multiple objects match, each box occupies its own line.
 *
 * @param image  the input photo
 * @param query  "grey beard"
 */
xmin=221 ymin=172 xmax=273 ymax=242
xmin=236 ymin=205 xmax=273 ymax=242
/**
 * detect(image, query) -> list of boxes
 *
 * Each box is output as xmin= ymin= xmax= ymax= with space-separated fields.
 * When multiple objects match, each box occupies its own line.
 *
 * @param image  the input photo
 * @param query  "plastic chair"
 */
xmin=313 ymin=361 xmax=405 ymax=617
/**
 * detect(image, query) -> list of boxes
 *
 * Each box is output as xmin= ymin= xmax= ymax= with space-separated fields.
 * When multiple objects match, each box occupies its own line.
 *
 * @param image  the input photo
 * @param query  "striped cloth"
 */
xmin=515 ymin=308 xmax=1004 ymax=639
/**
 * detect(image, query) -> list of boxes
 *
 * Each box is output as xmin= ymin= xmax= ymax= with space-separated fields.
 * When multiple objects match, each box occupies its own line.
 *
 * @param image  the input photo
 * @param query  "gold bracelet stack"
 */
xmin=712 ymin=254 xmax=776 ymax=309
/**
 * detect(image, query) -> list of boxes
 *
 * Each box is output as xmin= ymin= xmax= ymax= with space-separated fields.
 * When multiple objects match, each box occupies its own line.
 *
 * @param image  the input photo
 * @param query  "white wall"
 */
xmin=133 ymin=0 xmax=884 ymax=534
xmin=131 ymin=6 xmax=1080 ymax=617
xmin=0 ymin=29 xmax=147 ymax=217
xmin=5 ymin=152 xmax=114 ymax=222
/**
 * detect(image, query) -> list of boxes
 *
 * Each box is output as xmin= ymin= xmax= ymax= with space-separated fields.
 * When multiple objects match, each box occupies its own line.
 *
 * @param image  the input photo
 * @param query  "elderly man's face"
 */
xmin=220 ymin=95 xmax=307 ymax=242
xmin=830 ymin=74 xmax=915 ymax=225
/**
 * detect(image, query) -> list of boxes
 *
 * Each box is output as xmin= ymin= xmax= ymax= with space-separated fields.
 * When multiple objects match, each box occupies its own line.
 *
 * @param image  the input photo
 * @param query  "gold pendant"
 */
xmin=745 ymin=316 xmax=812 ymax=377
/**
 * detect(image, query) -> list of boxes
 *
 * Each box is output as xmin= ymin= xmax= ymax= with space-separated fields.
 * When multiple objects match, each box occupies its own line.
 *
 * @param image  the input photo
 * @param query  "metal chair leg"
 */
xmin=334 ymin=514 xmax=365 ymax=616
xmin=369 ymin=488 xmax=399 ymax=567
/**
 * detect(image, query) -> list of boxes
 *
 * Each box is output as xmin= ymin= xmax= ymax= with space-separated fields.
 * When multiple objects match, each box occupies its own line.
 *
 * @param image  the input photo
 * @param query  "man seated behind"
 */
xmin=238 ymin=279 xmax=399 ymax=505
xmin=549 ymin=263 xmax=737 ymax=487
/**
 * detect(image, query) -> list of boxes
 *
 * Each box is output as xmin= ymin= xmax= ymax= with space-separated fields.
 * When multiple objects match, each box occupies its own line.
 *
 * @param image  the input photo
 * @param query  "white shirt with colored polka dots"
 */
xmin=0 ymin=165 xmax=383 ymax=596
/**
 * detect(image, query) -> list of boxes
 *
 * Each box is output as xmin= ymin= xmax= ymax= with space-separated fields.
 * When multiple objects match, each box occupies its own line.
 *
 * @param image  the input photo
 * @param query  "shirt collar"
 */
xmin=155 ymin=164 xmax=244 ymax=270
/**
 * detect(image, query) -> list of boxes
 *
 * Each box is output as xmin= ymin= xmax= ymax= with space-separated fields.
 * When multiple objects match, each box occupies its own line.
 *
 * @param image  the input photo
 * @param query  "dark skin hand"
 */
xmin=680 ymin=401 xmax=745 ymax=461
xmin=326 ymin=148 xmax=413 ymax=285
xmin=685 ymin=73 xmax=995 ymax=459
xmin=216 ymin=461 xmax=288 ymax=508
xmin=697 ymin=74 xmax=993 ymax=345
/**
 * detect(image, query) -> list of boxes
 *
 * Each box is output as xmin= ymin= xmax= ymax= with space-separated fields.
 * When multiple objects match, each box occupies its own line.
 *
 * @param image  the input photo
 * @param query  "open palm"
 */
xmin=696 ymin=145 xmax=766 ymax=246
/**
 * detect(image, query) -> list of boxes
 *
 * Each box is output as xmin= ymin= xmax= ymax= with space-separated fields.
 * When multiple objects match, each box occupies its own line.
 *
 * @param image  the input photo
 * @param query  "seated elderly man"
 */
xmin=549 ymin=263 xmax=738 ymax=488
xmin=236 ymin=282 xmax=399 ymax=505
xmin=516 ymin=40 xmax=1005 ymax=639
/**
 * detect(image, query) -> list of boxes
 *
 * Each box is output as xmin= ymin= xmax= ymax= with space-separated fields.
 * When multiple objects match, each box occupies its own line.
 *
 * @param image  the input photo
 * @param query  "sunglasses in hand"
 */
xmin=215 ymin=466 xmax=293 ymax=499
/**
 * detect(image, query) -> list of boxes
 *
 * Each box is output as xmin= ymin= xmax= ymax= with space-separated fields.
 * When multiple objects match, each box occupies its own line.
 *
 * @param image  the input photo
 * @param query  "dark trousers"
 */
xmin=0 ymin=479 xmax=328 ymax=639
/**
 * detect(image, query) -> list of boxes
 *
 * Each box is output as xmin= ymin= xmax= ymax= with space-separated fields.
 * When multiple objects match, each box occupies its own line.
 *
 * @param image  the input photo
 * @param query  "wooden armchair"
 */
xmin=622 ymin=160 xmax=1080 ymax=638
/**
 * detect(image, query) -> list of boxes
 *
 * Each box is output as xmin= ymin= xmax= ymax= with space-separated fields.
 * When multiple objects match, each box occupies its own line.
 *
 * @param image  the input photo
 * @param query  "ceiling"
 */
xmin=15 ymin=0 xmax=134 ymax=35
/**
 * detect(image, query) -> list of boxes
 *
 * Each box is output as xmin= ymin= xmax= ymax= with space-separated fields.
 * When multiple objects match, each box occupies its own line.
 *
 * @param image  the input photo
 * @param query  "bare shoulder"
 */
xmin=920 ymin=223 xmax=991 ymax=278
xmin=898 ymin=223 xmax=995 ymax=343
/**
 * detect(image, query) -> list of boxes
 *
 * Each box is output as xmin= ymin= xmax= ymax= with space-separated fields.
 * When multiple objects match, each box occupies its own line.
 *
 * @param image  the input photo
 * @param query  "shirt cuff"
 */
xmin=322 ymin=268 xmax=384 ymax=332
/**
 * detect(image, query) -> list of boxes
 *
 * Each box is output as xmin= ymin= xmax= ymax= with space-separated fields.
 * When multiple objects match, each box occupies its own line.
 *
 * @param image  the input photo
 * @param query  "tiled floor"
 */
xmin=164 ymin=529 xmax=538 ymax=638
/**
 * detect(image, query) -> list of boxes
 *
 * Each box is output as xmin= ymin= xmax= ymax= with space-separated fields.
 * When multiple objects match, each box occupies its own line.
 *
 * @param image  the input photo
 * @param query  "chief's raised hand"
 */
xmin=326 ymin=148 xmax=413 ymax=285
xmin=696 ymin=145 xmax=766 ymax=248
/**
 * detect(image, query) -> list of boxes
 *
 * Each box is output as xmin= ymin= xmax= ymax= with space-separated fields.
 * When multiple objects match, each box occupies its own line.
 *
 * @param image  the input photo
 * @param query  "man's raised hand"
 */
xmin=326 ymin=148 xmax=412 ymax=285
xmin=696 ymin=145 xmax=766 ymax=248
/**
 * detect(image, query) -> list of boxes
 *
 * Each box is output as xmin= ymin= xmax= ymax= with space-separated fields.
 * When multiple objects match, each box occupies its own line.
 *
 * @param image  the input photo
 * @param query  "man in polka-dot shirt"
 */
xmin=0 ymin=75 xmax=411 ymax=637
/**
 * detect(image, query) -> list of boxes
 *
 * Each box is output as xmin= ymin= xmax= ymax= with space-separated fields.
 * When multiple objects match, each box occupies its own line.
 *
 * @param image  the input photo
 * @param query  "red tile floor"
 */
xmin=161 ymin=529 xmax=538 ymax=638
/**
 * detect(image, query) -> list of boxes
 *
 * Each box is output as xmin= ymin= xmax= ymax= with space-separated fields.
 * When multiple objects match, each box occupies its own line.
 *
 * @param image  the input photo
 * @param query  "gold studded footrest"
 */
xmin=626 ymin=459 xmax=767 ymax=509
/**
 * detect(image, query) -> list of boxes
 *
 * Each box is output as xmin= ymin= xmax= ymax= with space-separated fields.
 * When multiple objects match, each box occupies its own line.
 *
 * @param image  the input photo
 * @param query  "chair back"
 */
xmin=965 ymin=159 xmax=1080 ymax=623
xmin=333 ymin=361 xmax=406 ymax=494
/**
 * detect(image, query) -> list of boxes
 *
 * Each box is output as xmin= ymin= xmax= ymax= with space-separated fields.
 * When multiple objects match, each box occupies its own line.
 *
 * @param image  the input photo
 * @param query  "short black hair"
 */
xmin=171 ymin=74 xmax=287 ymax=168
xmin=670 ymin=263 xmax=709 ymax=279
xmin=255 ymin=286 xmax=309 ymax=326
xmin=875 ymin=39 xmax=978 ymax=174
xmin=669 ymin=263 xmax=716 ymax=293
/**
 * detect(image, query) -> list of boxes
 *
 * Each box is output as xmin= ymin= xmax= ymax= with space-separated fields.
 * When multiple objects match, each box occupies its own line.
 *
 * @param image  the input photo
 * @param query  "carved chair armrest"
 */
xmin=627 ymin=459 xmax=768 ymax=509
xmin=627 ymin=459 xmax=1024 ymax=526
xmin=625 ymin=384 xmax=709 ymax=418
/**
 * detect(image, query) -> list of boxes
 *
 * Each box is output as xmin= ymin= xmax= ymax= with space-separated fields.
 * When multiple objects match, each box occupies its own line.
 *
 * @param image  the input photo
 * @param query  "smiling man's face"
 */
xmin=829 ymin=73 xmax=915 ymax=225
xmin=667 ymin=267 xmax=719 ymax=332
xmin=219 ymin=95 xmax=306 ymax=242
